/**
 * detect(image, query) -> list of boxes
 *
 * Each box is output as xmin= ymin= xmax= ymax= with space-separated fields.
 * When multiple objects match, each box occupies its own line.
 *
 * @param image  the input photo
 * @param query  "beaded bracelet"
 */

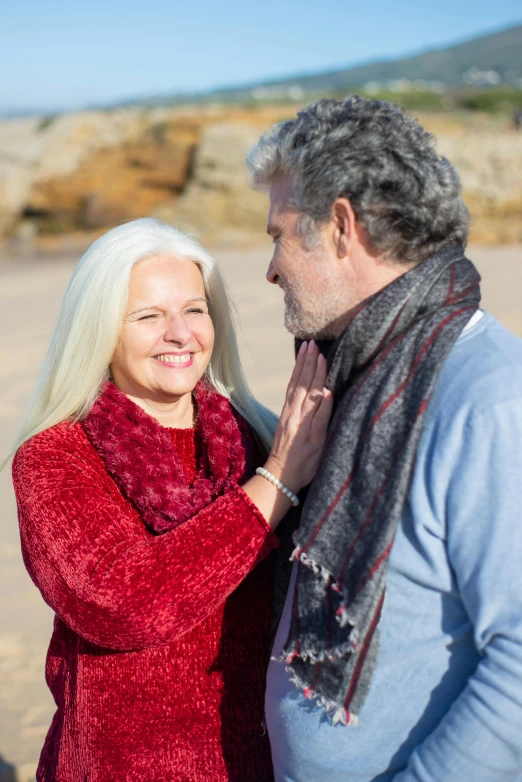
xmin=255 ymin=467 xmax=299 ymax=507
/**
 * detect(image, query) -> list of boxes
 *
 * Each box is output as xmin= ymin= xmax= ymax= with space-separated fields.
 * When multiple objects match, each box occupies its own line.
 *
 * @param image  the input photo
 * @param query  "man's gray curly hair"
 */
xmin=246 ymin=96 xmax=470 ymax=264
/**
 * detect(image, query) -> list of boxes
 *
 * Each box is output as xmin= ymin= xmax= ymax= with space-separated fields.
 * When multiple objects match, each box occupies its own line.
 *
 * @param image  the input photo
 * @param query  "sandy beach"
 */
xmin=0 ymin=242 xmax=521 ymax=781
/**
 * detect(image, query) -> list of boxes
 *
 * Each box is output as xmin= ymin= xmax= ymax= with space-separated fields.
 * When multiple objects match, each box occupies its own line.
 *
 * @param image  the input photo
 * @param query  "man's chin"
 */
xmin=283 ymin=314 xmax=335 ymax=341
xmin=283 ymin=317 xmax=310 ymax=340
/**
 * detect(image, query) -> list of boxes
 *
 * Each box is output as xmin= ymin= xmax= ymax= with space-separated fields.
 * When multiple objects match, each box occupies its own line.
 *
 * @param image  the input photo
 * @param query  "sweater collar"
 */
xmin=82 ymin=381 xmax=252 ymax=534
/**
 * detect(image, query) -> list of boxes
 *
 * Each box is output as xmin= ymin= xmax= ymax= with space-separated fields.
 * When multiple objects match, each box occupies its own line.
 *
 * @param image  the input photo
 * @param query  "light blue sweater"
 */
xmin=266 ymin=312 xmax=522 ymax=782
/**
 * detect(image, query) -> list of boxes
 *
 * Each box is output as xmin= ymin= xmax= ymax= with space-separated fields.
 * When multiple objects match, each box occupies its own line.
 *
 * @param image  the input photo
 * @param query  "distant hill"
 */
xmin=118 ymin=23 xmax=522 ymax=108
xmin=239 ymin=22 xmax=522 ymax=94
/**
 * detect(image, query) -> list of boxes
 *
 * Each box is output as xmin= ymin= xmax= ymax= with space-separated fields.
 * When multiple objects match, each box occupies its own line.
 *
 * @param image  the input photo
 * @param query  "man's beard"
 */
xmin=282 ymin=279 xmax=348 ymax=340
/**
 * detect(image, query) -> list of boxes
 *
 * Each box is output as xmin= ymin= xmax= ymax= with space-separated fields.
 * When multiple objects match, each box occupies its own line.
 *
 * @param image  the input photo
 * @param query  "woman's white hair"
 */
xmin=9 ymin=218 xmax=277 ymax=459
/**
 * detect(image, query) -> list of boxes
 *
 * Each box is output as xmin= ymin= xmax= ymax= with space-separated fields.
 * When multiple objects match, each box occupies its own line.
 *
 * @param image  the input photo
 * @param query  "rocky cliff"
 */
xmin=0 ymin=106 xmax=520 ymax=248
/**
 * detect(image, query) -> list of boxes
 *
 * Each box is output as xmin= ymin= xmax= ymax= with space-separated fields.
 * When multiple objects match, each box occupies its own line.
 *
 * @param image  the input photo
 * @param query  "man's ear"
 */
xmin=332 ymin=198 xmax=357 ymax=258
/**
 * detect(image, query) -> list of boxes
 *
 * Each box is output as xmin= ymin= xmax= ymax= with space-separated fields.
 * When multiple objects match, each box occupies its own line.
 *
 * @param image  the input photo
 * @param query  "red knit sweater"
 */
xmin=12 ymin=421 xmax=278 ymax=781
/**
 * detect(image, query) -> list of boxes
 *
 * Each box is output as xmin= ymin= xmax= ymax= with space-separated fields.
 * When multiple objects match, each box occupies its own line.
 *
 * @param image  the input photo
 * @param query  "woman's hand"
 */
xmin=264 ymin=339 xmax=333 ymax=494
xmin=242 ymin=340 xmax=333 ymax=530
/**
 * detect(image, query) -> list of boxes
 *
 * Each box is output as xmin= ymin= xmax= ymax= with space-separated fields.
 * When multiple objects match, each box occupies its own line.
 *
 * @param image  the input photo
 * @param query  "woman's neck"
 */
xmin=121 ymin=390 xmax=196 ymax=429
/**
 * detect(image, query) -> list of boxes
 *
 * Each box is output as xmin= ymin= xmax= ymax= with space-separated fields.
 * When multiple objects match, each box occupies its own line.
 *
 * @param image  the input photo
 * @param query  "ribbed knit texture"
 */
xmin=13 ymin=421 xmax=278 ymax=781
xmin=169 ymin=427 xmax=199 ymax=483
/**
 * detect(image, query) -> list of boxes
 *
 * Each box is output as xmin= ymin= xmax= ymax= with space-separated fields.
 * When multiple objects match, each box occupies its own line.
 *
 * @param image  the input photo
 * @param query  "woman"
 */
xmin=10 ymin=218 xmax=332 ymax=781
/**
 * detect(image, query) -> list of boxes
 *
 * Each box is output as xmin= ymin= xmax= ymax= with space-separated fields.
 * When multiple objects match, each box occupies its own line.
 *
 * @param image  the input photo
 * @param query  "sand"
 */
xmin=0 ymin=243 xmax=521 ymax=780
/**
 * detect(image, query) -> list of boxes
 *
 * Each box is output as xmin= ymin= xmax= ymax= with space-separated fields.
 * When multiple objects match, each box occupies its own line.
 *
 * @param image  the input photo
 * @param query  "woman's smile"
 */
xmin=153 ymin=352 xmax=195 ymax=368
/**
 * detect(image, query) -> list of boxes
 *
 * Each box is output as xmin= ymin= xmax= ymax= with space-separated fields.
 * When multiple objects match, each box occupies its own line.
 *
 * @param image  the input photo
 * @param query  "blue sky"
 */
xmin=2 ymin=0 xmax=521 ymax=113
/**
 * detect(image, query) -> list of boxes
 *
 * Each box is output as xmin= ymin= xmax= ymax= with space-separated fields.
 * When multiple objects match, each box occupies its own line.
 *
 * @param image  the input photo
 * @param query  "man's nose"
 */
xmin=266 ymin=258 xmax=279 ymax=285
xmin=163 ymin=313 xmax=193 ymax=344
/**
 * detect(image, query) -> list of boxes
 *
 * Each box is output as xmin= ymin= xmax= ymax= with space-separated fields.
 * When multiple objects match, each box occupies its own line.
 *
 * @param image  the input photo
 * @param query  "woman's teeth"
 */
xmin=155 ymin=354 xmax=192 ymax=365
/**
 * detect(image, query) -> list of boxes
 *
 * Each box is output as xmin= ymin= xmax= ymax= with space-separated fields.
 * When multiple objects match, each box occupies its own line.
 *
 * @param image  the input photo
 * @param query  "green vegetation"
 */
xmin=356 ymin=90 xmax=447 ymax=111
xmin=455 ymin=87 xmax=522 ymax=113
xmin=37 ymin=114 xmax=58 ymax=132
xmin=238 ymin=86 xmax=522 ymax=115
xmin=352 ymin=87 xmax=522 ymax=114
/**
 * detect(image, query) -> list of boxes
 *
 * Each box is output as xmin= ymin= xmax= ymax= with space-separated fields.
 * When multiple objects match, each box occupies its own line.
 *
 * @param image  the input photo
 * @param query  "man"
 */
xmin=247 ymin=96 xmax=522 ymax=781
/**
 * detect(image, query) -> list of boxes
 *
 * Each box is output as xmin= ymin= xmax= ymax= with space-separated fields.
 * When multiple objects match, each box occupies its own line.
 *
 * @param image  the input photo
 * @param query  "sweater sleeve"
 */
xmin=13 ymin=428 xmax=278 ymax=651
xmin=394 ymin=399 xmax=522 ymax=782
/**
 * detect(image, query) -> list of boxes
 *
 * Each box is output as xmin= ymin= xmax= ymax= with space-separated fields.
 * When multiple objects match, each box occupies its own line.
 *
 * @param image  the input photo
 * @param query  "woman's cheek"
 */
xmin=197 ymin=320 xmax=215 ymax=351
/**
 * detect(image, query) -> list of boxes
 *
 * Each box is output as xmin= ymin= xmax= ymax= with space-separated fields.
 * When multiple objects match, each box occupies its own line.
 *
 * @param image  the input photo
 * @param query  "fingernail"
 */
xmin=308 ymin=340 xmax=315 ymax=353
xmin=299 ymin=341 xmax=307 ymax=354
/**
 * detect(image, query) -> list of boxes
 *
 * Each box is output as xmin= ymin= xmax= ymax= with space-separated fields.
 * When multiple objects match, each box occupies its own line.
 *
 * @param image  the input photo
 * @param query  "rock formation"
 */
xmin=0 ymin=106 xmax=520 ymax=247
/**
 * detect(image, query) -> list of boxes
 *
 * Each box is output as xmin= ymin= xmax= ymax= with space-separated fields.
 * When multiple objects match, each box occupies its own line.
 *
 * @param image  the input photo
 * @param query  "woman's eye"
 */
xmin=138 ymin=314 xmax=157 ymax=321
xmin=186 ymin=308 xmax=206 ymax=315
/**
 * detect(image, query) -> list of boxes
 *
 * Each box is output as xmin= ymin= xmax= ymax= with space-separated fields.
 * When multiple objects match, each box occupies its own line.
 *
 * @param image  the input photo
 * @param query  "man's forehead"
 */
xmin=269 ymin=174 xmax=294 ymax=211
xmin=268 ymin=174 xmax=298 ymax=231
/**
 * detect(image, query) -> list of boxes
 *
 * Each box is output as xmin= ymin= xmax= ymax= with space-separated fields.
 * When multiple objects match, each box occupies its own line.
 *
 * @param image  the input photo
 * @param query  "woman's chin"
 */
xmin=152 ymin=381 xmax=197 ymax=399
xmin=154 ymin=373 xmax=202 ymax=398
xmin=115 ymin=379 xmax=197 ymax=402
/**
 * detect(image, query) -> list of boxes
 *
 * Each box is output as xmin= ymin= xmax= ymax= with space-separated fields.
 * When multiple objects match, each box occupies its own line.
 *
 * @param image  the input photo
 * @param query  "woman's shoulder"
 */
xmin=13 ymin=421 xmax=93 ymax=476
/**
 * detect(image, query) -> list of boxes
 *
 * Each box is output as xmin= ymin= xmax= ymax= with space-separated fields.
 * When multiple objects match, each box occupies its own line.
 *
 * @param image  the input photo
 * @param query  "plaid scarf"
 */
xmin=278 ymin=243 xmax=481 ymax=725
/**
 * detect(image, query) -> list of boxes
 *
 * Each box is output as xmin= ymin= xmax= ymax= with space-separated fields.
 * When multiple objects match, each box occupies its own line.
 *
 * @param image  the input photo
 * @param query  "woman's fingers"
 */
xmin=311 ymin=352 xmax=328 ymax=395
xmin=300 ymin=349 xmax=328 ymax=414
xmin=310 ymin=387 xmax=334 ymax=440
xmin=285 ymin=340 xmax=308 ymax=402
xmin=293 ymin=341 xmax=320 ymax=404
xmin=282 ymin=341 xmax=332 ymax=452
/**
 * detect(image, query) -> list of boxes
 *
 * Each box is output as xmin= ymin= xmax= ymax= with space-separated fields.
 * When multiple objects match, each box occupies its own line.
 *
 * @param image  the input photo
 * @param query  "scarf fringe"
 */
xmin=277 ymin=662 xmax=359 ymax=727
xmin=291 ymin=546 xmax=362 ymax=648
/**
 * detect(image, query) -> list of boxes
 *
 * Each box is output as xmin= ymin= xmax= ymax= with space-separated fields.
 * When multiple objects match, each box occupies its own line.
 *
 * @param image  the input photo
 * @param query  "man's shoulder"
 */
xmin=429 ymin=311 xmax=522 ymax=424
